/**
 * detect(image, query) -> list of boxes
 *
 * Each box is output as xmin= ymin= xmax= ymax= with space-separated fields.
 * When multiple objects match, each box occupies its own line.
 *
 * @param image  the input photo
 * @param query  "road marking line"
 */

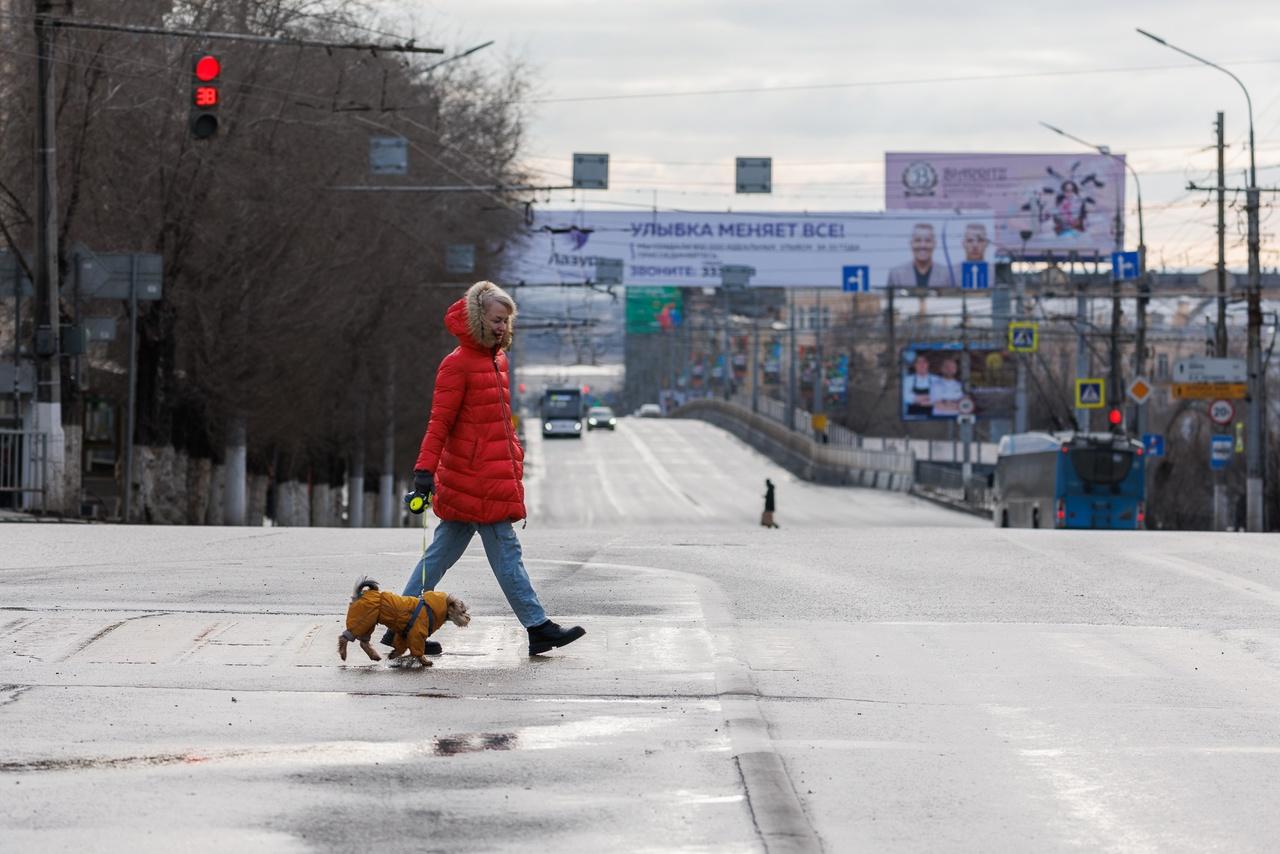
xmin=619 ymin=423 xmax=713 ymax=518
xmin=1126 ymin=550 xmax=1280 ymax=609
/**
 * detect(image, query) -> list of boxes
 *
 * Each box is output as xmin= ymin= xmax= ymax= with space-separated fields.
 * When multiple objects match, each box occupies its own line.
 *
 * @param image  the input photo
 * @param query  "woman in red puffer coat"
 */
xmin=385 ymin=281 xmax=585 ymax=657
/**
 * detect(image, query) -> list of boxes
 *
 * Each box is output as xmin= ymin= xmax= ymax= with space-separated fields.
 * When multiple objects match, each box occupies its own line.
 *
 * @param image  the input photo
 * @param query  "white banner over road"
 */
xmin=505 ymin=210 xmax=995 ymax=289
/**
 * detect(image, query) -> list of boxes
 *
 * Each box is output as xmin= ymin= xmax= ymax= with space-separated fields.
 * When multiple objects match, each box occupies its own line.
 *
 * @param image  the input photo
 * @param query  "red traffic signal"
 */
xmin=1107 ymin=408 xmax=1123 ymax=427
xmin=190 ymin=53 xmax=220 ymax=139
xmin=194 ymin=55 xmax=221 ymax=82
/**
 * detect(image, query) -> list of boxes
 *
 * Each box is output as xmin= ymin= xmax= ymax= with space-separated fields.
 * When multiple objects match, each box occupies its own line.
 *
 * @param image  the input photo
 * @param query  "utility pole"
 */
xmin=1216 ymin=112 xmax=1228 ymax=356
xmin=1110 ymin=200 xmax=1125 ymax=432
xmin=1136 ymin=28 xmax=1265 ymax=530
xmin=960 ymin=293 xmax=973 ymax=483
xmin=1214 ymin=112 xmax=1228 ymax=531
xmin=33 ymin=0 xmax=65 ymax=513
xmin=813 ymin=289 xmax=823 ymax=429
xmin=787 ymin=289 xmax=797 ymax=430
xmin=1014 ymin=241 xmax=1029 ymax=433
xmin=751 ymin=289 xmax=761 ymax=414
xmin=1074 ymin=259 xmax=1091 ymax=432
xmin=1246 ymin=177 xmax=1264 ymax=533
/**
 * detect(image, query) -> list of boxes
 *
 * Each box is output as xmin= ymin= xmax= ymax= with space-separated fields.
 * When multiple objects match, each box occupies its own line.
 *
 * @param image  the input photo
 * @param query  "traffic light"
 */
xmin=190 ymin=53 xmax=220 ymax=139
xmin=1107 ymin=408 xmax=1123 ymax=428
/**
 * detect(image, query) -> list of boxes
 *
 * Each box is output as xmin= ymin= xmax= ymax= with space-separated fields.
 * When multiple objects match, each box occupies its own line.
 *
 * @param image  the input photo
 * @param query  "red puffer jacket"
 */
xmin=414 ymin=282 xmax=525 ymax=523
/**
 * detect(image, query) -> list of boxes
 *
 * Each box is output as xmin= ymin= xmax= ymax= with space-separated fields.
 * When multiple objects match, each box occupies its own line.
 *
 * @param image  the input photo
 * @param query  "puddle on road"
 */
xmin=433 ymin=732 xmax=517 ymax=755
xmin=1 ymin=712 xmax=687 ymax=772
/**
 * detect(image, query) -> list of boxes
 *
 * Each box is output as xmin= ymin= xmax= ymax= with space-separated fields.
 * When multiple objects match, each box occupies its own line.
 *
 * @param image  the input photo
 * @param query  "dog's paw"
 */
xmin=415 ymin=655 xmax=434 ymax=668
xmin=337 ymin=635 xmax=349 ymax=661
xmin=359 ymin=640 xmax=381 ymax=661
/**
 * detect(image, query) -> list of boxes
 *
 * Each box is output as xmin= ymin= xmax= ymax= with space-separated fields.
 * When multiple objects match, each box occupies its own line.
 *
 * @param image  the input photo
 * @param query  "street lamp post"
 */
xmin=1039 ymin=121 xmax=1148 ymax=437
xmin=1137 ymin=28 xmax=1264 ymax=531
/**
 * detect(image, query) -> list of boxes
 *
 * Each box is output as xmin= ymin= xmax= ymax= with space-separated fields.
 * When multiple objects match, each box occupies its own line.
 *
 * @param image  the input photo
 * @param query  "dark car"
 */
xmin=586 ymin=406 xmax=617 ymax=431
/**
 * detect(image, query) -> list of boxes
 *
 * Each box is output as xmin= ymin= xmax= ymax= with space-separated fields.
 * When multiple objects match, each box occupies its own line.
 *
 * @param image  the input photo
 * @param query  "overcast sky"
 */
xmin=374 ymin=0 xmax=1280 ymax=272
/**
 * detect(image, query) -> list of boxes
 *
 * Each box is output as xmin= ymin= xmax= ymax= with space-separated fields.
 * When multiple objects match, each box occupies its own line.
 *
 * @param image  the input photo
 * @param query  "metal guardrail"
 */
xmin=914 ymin=459 xmax=994 ymax=515
xmin=734 ymin=392 xmax=998 ymax=463
xmin=675 ymin=399 xmax=915 ymax=490
xmin=0 ymin=428 xmax=47 ymax=512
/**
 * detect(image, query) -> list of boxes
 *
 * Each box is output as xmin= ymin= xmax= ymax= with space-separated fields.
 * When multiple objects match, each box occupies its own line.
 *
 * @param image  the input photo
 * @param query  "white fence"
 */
xmin=0 ymin=428 xmax=47 ymax=512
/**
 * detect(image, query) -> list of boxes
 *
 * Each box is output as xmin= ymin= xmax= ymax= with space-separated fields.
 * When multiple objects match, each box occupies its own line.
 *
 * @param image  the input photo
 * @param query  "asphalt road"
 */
xmin=4 ymin=418 xmax=1280 ymax=852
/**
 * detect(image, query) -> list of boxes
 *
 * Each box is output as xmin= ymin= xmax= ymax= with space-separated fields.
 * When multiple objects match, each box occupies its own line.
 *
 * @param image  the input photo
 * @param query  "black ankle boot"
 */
xmin=527 ymin=620 xmax=585 ymax=655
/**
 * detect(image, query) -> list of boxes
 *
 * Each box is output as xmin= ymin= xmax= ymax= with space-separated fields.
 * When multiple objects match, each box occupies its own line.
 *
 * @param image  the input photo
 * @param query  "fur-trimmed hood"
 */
xmin=444 ymin=280 xmax=515 ymax=352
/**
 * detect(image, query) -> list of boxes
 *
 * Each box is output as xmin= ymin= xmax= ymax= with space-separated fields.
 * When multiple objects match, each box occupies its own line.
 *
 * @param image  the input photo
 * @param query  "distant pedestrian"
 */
xmin=760 ymin=478 xmax=779 ymax=528
xmin=389 ymin=280 xmax=586 ymax=657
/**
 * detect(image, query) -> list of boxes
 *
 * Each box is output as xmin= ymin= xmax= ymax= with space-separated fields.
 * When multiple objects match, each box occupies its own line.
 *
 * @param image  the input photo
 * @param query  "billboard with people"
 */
xmin=901 ymin=343 xmax=1014 ymax=422
xmin=885 ymin=152 xmax=1126 ymax=259
xmin=506 ymin=210 xmax=994 ymax=289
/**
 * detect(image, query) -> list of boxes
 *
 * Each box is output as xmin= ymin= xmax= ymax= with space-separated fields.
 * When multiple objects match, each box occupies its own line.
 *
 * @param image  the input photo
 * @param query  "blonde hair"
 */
xmin=475 ymin=281 xmax=516 ymax=316
xmin=464 ymin=280 xmax=517 ymax=350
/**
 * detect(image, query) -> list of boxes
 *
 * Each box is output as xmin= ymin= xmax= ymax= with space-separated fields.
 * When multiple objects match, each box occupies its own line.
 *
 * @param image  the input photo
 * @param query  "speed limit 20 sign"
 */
xmin=1209 ymin=399 xmax=1235 ymax=425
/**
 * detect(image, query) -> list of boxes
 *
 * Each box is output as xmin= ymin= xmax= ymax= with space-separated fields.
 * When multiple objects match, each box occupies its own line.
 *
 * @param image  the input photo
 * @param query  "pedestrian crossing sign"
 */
xmin=1008 ymin=321 xmax=1038 ymax=353
xmin=1075 ymin=378 xmax=1106 ymax=409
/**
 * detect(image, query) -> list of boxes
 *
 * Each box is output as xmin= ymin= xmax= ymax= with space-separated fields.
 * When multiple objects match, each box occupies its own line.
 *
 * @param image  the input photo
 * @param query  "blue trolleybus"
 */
xmin=993 ymin=431 xmax=1145 ymax=529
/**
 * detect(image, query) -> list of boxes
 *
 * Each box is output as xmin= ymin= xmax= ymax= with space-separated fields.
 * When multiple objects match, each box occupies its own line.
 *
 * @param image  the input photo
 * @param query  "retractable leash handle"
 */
xmin=404 ymin=489 xmax=430 ymax=515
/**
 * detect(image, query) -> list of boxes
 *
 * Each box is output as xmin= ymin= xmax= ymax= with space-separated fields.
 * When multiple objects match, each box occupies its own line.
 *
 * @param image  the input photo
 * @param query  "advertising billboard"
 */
xmin=506 ymin=210 xmax=994 ymax=289
xmin=901 ymin=343 xmax=1014 ymax=422
xmin=625 ymin=286 xmax=682 ymax=334
xmin=886 ymin=153 xmax=1126 ymax=259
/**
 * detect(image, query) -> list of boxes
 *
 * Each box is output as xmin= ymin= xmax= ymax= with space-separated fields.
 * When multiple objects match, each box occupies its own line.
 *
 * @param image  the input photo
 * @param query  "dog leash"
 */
xmin=419 ymin=495 xmax=430 ymax=593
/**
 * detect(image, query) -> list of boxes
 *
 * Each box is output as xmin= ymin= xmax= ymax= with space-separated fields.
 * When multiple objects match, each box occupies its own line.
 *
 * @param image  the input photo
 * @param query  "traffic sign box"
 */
xmin=1127 ymin=376 xmax=1152 ymax=404
xmin=841 ymin=265 xmax=869 ymax=292
xmin=1075 ymin=378 xmax=1105 ymax=409
xmin=1142 ymin=433 xmax=1164 ymax=457
xmin=1211 ymin=434 xmax=1233 ymax=469
xmin=1111 ymin=250 xmax=1140 ymax=281
xmin=1173 ymin=382 xmax=1246 ymax=400
xmin=1174 ymin=357 xmax=1246 ymax=383
xmin=1008 ymin=321 xmax=1038 ymax=352
xmin=1208 ymin=399 xmax=1235 ymax=425
xmin=961 ymin=261 xmax=989 ymax=289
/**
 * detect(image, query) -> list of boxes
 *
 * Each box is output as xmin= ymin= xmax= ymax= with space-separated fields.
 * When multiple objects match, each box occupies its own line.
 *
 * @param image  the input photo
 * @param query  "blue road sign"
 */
xmin=1211 ymin=434 xmax=1233 ymax=469
xmin=1075 ymin=378 xmax=1105 ymax=409
xmin=1009 ymin=322 xmax=1038 ymax=352
xmin=961 ymin=261 xmax=989 ymax=290
xmin=842 ymin=265 xmax=870 ymax=292
xmin=1111 ymin=250 xmax=1140 ymax=281
xmin=1142 ymin=433 xmax=1164 ymax=457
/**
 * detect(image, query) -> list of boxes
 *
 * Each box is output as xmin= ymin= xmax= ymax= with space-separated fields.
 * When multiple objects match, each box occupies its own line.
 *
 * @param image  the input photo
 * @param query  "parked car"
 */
xmin=637 ymin=403 xmax=662 ymax=418
xmin=586 ymin=406 xmax=617 ymax=431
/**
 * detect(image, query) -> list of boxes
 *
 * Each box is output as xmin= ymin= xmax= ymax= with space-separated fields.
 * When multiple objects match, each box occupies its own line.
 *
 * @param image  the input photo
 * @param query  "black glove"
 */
xmin=403 ymin=470 xmax=434 ymax=515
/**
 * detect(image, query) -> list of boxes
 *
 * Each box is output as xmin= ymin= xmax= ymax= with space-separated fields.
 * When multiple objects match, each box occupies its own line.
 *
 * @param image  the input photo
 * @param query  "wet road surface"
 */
xmin=5 ymin=419 xmax=1280 ymax=852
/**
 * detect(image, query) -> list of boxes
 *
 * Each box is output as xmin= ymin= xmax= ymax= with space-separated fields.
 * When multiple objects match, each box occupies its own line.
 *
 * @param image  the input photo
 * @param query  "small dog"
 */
xmin=338 ymin=576 xmax=471 ymax=667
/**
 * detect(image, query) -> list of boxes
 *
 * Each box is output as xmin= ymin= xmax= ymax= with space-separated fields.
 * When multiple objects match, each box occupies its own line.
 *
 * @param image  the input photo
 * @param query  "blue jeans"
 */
xmin=400 ymin=520 xmax=547 ymax=628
